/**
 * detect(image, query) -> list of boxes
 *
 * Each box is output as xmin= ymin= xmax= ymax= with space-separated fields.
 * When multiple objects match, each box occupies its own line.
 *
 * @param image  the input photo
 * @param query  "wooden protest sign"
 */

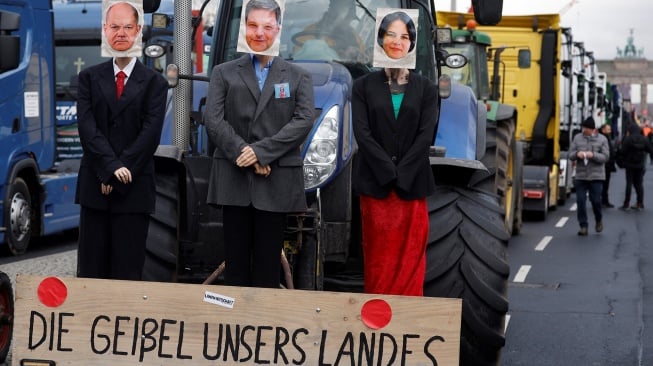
xmin=13 ymin=274 xmax=461 ymax=365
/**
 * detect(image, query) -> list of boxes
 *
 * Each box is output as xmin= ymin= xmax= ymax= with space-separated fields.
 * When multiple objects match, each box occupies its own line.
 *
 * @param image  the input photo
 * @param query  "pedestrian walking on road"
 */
xmin=568 ymin=117 xmax=610 ymax=236
xmin=619 ymin=123 xmax=653 ymax=211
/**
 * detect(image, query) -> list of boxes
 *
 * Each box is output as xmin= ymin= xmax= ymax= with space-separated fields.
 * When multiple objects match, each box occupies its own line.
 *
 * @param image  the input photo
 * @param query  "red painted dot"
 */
xmin=361 ymin=299 xmax=392 ymax=329
xmin=37 ymin=277 xmax=68 ymax=307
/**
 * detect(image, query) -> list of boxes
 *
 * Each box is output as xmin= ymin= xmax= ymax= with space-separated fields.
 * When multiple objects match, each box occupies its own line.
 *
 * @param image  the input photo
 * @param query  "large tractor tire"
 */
xmin=143 ymin=151 xmax=223 ymax=283
xmin=473 ymin=117 xmax=523 ymax=235
xmin=0 ymin=271 xmax=13 ymax=363
xmin=143 ymin=168 xmax=179 ymax=282
xmin=425 ymin=185 xmax=510 ymax=366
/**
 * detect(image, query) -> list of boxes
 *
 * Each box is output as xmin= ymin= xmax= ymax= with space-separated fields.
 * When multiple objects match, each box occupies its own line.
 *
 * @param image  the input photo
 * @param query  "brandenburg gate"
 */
xmin=596 ymin=29 xmax=652 ymax=116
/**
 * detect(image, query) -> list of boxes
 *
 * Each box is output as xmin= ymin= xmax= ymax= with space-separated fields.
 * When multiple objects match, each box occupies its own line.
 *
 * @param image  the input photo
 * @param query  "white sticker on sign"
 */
xmin=204 ymin=290 xmax=235 ymax=309
xmin=24 ymin=91 xmax=39 ymax=118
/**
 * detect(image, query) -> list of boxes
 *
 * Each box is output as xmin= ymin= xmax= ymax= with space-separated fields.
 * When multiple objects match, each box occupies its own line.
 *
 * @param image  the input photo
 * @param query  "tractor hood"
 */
xmin=293 ymin=61 xmax=353 ymax=110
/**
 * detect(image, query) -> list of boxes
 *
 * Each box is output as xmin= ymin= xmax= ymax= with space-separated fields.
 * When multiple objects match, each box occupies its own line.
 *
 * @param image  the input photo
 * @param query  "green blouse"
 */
xmin=391 ymin=93 xmax=404 ymax=118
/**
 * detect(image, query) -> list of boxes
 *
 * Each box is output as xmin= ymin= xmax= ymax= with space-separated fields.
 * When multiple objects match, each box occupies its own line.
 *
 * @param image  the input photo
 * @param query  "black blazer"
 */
xmin=75 ymin=60 xmax=168 ymax=213
xmin=352 ymin=70 xmax=437 ymax=200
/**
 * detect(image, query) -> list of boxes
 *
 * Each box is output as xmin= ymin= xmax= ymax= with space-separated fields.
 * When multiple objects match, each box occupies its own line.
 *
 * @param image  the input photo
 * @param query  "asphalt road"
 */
xmin=504 ymin=166 xmax=653 ymax=365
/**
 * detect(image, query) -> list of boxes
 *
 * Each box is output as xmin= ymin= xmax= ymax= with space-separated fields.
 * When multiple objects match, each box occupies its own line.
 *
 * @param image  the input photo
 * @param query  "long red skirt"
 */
xmin=360 ymin=191 xmax=428 ymax=296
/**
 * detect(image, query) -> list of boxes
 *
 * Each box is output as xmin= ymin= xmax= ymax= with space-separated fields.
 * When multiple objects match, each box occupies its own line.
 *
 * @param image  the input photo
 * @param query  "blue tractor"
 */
xmin=144 ymin=0 xmax=509 ymax=364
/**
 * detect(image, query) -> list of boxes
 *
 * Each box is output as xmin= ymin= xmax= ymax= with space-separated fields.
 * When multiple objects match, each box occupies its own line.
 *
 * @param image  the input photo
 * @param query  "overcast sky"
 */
xmin=440 ymin=0 xmax=649 ymax=60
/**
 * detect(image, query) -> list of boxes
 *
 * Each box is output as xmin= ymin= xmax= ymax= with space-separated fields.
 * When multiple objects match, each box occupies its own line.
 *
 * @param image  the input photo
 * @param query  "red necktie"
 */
xmin=116 ymin=71 xmax=126 ymax=99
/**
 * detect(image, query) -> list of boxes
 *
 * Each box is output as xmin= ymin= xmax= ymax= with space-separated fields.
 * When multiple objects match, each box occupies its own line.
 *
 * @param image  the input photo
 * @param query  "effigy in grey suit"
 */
xmin=204 ymin=52 xmax=315 ymax=288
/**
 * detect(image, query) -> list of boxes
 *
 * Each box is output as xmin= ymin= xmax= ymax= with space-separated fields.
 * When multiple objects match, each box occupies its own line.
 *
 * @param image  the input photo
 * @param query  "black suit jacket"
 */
xmin=75 ymin=59 xmax=168 ymax=213
xmin=352 ymin=70 xmax=437 ymax=200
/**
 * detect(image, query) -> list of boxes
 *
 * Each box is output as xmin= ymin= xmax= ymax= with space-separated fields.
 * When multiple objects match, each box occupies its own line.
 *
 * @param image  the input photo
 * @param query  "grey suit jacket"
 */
xmin=205 ymin=55 xmax=315 ymax=212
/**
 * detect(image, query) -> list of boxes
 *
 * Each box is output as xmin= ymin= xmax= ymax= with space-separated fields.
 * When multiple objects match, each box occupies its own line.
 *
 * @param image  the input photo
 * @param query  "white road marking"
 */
xmin=513 ymin=265 xmax=531 ymax=283
xmin=505 ymin=314 xmax=511 ymax=334
xmin=570 ymin=203 xmax=577 ymax=211
xmin=555 ymin=217 xmax=569 ymax=227
xmin=535 ymin=236 xmax=553 ymax=251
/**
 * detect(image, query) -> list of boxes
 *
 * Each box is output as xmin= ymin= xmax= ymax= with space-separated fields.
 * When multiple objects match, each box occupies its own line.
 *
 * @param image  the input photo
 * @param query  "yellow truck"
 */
xmin=477 ymin=13 xmax=564 ymax=219
xmin=437 ymin=12 xmax=606 ymax=221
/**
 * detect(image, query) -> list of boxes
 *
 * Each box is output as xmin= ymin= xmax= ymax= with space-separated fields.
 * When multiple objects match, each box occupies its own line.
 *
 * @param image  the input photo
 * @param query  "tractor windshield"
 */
xmin=218 ymin=0 xmax=437 ymax=82
xmin=441 ymin=43 xmax=490 ymax=100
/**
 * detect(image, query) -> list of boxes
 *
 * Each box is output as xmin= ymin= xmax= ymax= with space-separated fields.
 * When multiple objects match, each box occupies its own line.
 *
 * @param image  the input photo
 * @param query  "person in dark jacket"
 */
xmin=352 ymin=66 xmax=437 ymax=295
xmin=599 ymin=123 xmax=617 ymax=208
xmin=619 ymin=123 xmax=653 ymax=210
xmin=76 ymin=1 xmax=168 ymax=280
xmin=568 ymin=117 xmax=609 ymax=236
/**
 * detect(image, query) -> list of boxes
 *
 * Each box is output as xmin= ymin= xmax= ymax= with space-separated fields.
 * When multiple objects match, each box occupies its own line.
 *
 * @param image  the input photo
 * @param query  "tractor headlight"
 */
xmin=144 ymin=44 xmax=166 ymax=58
xmin=303 ymin=106 xmax=339 ymax=189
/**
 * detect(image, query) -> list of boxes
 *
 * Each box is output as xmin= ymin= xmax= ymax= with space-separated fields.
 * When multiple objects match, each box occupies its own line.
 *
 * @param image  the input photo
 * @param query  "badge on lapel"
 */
xmin=274 ymin=83 xmax=290 ymax=99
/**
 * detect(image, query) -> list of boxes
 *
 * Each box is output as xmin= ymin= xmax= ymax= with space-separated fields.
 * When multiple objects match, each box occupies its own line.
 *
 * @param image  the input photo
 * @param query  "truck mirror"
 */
xmin=518 ymin=49 xmax=531 ymax=68
xmin=439 ymin=74 xmax=452 ymax=99
xmin=471 ymin=0 xmax=503 ymax=25
xmin=166 ymin=64 xmax=179 ymax=88
xmin=445 ymin=54 xmax=467 ymax=69
xmin=143 ymin=0 xmax=161 ymax=13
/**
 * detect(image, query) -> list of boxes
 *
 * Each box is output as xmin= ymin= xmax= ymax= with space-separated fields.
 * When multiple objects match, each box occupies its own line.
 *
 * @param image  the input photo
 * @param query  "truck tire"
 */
xmin=510 ymin=141 xmax=525 ymax=235
xmin=473 ymin=118 xmax=522 ymax=235
xmin=0 ymin=271 xmax=13 ymax=363
xmin=425 ymin=185 xmax=509 ymax=366
xmin=143 ymin=154 xmax=224 ymax=283
xmin=143 ymin=166 xmax=180 ymax=282
xmin=4 ymin=177 xmax=32 ymax=255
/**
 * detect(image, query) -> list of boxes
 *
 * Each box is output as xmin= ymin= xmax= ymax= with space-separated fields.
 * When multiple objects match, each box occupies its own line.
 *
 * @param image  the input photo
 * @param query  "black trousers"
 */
xmin=222 ymin=205 xmax=286 ymax=288
xmin=624 ymin=167 xmax=645 ymax=205
xmin=77 ymin=206 xmax=149 ymax=280
xmin=602 ymin=170 xmax=612 ymax=204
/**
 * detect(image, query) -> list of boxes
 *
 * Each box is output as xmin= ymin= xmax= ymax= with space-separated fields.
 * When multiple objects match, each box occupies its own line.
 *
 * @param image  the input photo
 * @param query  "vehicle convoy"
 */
xmin=435 ymin=11 xmax=524 ymax=234
xmin=471 ymin=13 xmax=604 ymax=219
xmin=434 ymin=12 xmax=606 ymax=224
xmin=144 ymin=0 xmax=509 ymax=364
xmin=558 ymin=32 xmax=606 ymax=201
